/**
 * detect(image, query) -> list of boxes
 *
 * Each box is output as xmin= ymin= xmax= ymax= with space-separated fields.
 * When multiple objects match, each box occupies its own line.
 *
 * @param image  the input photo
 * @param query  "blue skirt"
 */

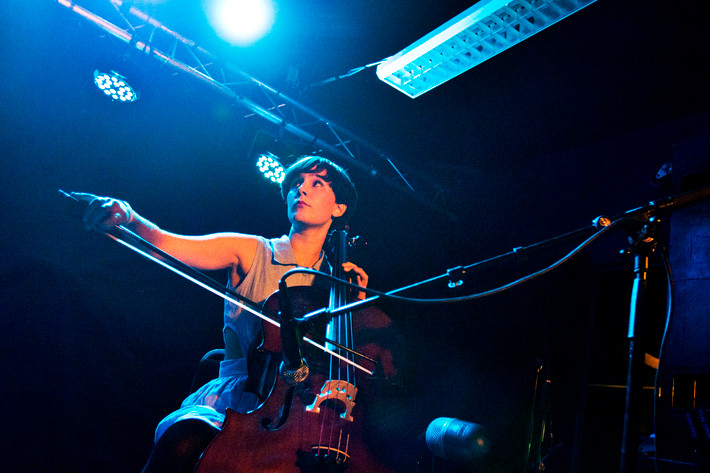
xmin=153 ymin=358 xmax=261 ymax=443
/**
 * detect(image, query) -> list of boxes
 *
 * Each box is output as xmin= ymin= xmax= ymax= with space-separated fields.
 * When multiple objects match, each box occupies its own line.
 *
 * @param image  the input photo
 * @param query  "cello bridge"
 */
xmin=305 ymin=380 xmax=358 ymax=422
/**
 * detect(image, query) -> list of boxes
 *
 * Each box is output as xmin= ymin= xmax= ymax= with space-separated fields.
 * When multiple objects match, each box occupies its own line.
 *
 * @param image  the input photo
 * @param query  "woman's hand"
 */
xmin=342 ymin=262 xmax=368 ymax=300
xmin=72 ymin=192 xmax=133 ymax=232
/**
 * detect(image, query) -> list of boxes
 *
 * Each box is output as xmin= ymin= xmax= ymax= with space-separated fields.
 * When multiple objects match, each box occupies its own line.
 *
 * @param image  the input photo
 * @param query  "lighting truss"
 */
xmin=57 ymin=0 xmax=450 ymax=216
xmin=376 ymin=0 xmax=597 ymax=98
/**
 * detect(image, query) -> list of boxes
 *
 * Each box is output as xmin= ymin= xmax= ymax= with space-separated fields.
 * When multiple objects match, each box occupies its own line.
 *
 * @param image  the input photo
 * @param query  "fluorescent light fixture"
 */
xmin=376 ymin=0 xmax=597 ymax=98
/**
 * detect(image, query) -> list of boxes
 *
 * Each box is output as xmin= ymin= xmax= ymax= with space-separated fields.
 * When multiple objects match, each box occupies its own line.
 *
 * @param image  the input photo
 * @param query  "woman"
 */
xmin=79 ymin=156 xmax=368 ymax=472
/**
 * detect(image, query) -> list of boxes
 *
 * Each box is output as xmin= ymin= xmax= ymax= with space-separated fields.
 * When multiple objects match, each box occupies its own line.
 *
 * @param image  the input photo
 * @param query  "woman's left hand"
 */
xmin=342 ymin=262 xmax=368 ymax=300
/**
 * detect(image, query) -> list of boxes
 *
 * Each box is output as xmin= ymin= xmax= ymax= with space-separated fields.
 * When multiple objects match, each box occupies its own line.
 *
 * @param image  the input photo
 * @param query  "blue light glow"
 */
xmin=256 ymin=153 xmax=285 ymax=184
xmin=93 ymin=70 xmax=138 ymax=102
xmin=207 ymin=0 xmax=275 ymax=46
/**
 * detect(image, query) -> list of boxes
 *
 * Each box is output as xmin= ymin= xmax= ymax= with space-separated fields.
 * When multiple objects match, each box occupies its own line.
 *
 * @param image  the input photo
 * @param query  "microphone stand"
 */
xmin=277 ymin=278 xmax=310 ymax=385
xmin=611 ymin=187 xmax=710 ymax=473
xmin=318 ymin=187 xmax=709 ymax=318
xmin=619 ymin=214 xmax=658 ymax=473
xmin=302 ymin=222 xmax=603 ymax=321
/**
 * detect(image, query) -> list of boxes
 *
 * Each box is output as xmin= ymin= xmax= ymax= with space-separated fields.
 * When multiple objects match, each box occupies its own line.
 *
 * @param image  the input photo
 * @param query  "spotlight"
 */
xmin=93 ymin=70 xmax=139 ymax=102
xmin=256 ymin=152 xmax=285 ymax=184
xmin=207 ymin=0 xmax=276 ymax=46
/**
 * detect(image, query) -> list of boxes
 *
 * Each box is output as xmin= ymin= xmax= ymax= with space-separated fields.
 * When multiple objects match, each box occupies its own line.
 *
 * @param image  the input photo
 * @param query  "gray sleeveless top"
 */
xmin=223 ymin=235 xmax=328 ymax=360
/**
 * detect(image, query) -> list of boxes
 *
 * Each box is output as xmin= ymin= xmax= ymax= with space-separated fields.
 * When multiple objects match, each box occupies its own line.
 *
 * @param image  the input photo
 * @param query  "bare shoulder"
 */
xmin=217 ymin=232 xmax=261 ymax=273
xmin=159 ymin=231 xmax=262 ymax=272
xmin=201 ymin=232 xmax=260 ymax=264
xmin=212 ymin=232 xmax=262 ymax=284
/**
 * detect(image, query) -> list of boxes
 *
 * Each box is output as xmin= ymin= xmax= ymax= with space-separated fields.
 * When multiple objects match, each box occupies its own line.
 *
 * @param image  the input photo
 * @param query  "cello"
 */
xmin=194 ymin=228 xmax=402 ymax=472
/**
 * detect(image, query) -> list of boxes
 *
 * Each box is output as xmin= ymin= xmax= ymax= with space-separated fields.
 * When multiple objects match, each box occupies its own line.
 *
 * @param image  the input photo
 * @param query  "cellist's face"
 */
xmin=287 ymin=169 xmax=346 ymax=230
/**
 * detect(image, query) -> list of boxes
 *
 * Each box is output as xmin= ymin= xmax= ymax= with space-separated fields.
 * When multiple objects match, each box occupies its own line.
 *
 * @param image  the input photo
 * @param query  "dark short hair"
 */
xmin=281 ymin=156 xmax=358 ymax=228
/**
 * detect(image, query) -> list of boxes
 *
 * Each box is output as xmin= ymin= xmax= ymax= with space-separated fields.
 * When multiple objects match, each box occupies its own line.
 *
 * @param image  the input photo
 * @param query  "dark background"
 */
xmin=1 ymin=1 xmax=709 ymax=472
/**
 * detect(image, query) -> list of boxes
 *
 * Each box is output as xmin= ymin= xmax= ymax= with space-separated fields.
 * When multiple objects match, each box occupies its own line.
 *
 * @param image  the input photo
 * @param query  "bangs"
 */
xmin=280 ymin=156 xmax=358 ymax=228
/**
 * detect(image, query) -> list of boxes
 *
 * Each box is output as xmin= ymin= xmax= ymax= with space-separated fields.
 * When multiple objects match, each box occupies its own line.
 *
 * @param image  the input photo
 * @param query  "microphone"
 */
xmin=425 ymin=417 xmax=490 ymax=464
xmin=278 ymin=291 xmax=309 ymax=385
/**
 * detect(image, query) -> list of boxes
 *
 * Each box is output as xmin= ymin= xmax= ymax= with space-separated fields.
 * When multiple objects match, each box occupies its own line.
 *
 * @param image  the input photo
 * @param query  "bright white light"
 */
xmin=207 ymin=0 xmax=275 ymax=46
xmin=256 ymin=153 xmax=285 ymax=184
xmin=93 ymin=70 xmax=138 ymax=102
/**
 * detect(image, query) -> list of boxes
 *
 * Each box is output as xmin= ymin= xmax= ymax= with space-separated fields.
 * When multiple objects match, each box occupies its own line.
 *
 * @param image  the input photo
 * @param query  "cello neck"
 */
xmin=326 ymin=229 xmax=351 ymax=355
xmin=329 ymin=229 xmax=349 ymax=309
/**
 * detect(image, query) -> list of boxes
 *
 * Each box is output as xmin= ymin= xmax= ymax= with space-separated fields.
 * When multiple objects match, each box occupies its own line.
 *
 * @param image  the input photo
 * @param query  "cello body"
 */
xmin=194 ymin=284 xmax=401 ymax=473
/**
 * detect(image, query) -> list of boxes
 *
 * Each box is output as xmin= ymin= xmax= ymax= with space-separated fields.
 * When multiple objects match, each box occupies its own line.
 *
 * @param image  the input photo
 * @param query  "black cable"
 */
xmin=652 ymin=246 xmax=674 ymax=473
xmin=280 ymin=220 xmax=621 ymax=305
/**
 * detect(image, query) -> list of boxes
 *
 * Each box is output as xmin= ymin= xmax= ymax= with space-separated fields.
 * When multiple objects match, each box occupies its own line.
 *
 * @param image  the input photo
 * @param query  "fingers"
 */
xmin=342 ymin=262 xmax=368 ymax=285
xmin=82 ymin=197 xmax=110 ymax=230
xmin=81 ymin=196 xmax=131 ymax=232
xmin=342 ymin=262 xmax=368 ymax=300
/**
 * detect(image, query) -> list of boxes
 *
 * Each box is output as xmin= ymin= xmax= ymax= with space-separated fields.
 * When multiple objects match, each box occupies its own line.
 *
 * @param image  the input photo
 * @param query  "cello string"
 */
xmin=344 ymin=309 xmax=354 ymax=457
xmin=347 ymin=310 xmax=354 ymax=386
xmin=338 ymin=231 xmax=355 ymax=459
xmin=325 ymin=231 xmax=344 ymax=458
xmin=322 ymin=229 xmax=349 ymax=460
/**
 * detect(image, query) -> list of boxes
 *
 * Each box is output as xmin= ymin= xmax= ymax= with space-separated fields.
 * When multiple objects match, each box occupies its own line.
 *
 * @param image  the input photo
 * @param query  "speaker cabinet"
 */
xmin=656 ymin=136 xmax=710 ymax=470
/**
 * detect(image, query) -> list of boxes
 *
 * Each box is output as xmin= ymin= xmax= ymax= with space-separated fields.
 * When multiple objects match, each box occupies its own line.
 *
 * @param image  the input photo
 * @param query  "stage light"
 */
xmin=93 ymin=70 xmax=139 ymax=102
xmin=207 ymin=0 xmax=275 ymax=46
xmin=256 ymin=152 xmax=285 ymax=184
xmin=376 ymin=0 xmax=597 ymax=98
